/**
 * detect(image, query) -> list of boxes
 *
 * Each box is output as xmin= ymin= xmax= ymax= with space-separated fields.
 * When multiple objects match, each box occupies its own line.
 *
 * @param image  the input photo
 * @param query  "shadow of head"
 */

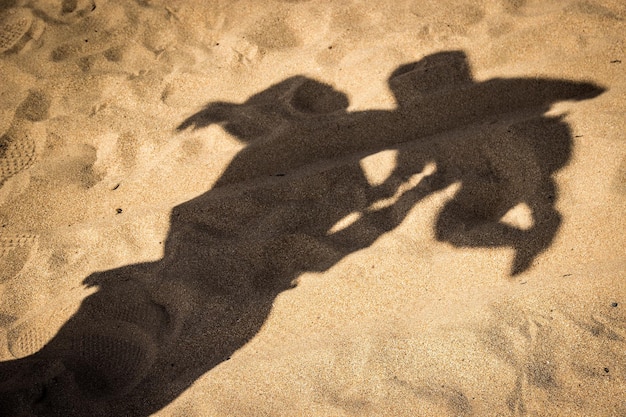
xmin=388 ymin=50 xmax=605 ymax=109
xmin=388 ymin=50 xmax=473 ymax=104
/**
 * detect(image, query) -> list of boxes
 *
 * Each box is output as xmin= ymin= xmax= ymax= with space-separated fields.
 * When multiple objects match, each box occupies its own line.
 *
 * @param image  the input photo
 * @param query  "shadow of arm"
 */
xmin=176 ymin=102 xmax=237 ymax=132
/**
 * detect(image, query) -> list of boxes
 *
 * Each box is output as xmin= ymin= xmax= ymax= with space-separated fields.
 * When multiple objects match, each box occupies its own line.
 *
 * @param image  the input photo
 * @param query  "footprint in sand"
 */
xmin=0 ymin=234 xmax=38 ymax=284
xmin=0 ymin=7 xmax=45 ymax=55
xmin=52 ymin=320 xmax=158 ymax=397
xmin=6 ymin=317 xmax=158 ymax=397
xmin=6 ymin=278 xmax=185 ymax=396
xmin=0 ymin=120 xmax=39 ymax=188
xmin=6 ymin=295 xmax=77 ymax=359
xmin=0 ymin=89 xmax=51 ymax=188
xmin=7 ymin=281 xmax=174 ymax=397
xmin=49 ymin=2 xmax=135 ymax=63
xmin=78 ymin=279 xmax=176 ymax=344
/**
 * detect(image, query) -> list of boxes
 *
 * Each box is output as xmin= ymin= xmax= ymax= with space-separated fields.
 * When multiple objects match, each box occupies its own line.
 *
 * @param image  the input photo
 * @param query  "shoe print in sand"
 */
xmin=0 ymin=8 xmax=44 ymax=54
xmin=0 ymin=90 xmax=50 ymax=188
xmin=0 ymin=234 xmax=38 ymax=284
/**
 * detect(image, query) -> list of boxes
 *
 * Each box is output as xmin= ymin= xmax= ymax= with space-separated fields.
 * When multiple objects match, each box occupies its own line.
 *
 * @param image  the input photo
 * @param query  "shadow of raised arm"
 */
xmin=176 ymin=102 xmax=238 ymax=132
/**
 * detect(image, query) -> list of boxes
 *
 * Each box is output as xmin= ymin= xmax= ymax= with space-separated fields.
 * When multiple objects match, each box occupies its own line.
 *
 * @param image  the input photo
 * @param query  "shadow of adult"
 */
xmin=0 ymin=51 xmax=604 ymax=416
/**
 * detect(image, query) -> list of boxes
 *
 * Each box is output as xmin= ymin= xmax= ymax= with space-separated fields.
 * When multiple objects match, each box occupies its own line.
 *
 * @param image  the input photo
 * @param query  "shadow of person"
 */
xmin=0 ymin=51 xmax=604 ymax=416
xmin=380 ymin=50 xmax=600 ymax=275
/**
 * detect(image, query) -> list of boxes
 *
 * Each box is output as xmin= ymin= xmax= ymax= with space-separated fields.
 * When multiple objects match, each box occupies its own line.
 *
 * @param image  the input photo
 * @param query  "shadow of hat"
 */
xmin=388 ymin=50 xmax=472 ymax=105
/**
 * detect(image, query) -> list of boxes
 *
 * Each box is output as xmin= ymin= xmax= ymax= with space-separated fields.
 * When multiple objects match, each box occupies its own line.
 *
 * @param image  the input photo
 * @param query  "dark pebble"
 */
xmin=116 ymin=208 xmax=123 ymax=214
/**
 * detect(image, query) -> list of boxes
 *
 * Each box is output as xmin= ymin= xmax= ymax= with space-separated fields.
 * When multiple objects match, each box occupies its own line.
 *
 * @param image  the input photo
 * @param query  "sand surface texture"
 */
xmin=0 ymin=0 xmax=624 ymax=416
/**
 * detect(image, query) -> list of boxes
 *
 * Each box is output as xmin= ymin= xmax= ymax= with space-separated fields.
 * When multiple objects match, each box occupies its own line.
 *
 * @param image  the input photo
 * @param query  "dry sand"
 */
xmin=0 ymin=0 xmax=624 ymax=415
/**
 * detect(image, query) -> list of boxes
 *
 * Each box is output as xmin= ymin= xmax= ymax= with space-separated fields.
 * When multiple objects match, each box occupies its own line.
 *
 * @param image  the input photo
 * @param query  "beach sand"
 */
xmin=0 ymin=0 xmax=624 ymax=415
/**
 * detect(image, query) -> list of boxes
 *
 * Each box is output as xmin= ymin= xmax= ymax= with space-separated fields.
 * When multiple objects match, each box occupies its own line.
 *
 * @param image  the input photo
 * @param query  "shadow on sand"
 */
xmin=0 ymin=50 xmax=604 ymax=416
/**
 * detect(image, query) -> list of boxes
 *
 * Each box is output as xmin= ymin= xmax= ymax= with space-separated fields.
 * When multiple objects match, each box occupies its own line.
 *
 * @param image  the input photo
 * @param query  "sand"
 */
xmin=0 ymin=0 xmax=624 ymax=415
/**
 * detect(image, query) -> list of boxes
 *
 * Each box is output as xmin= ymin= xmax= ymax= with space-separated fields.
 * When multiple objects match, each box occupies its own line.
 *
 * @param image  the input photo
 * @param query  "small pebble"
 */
xmin=611 ymin=302 xmax=618 ymax=307
xmin=116 ymin=208 xmax=123 ymax=214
